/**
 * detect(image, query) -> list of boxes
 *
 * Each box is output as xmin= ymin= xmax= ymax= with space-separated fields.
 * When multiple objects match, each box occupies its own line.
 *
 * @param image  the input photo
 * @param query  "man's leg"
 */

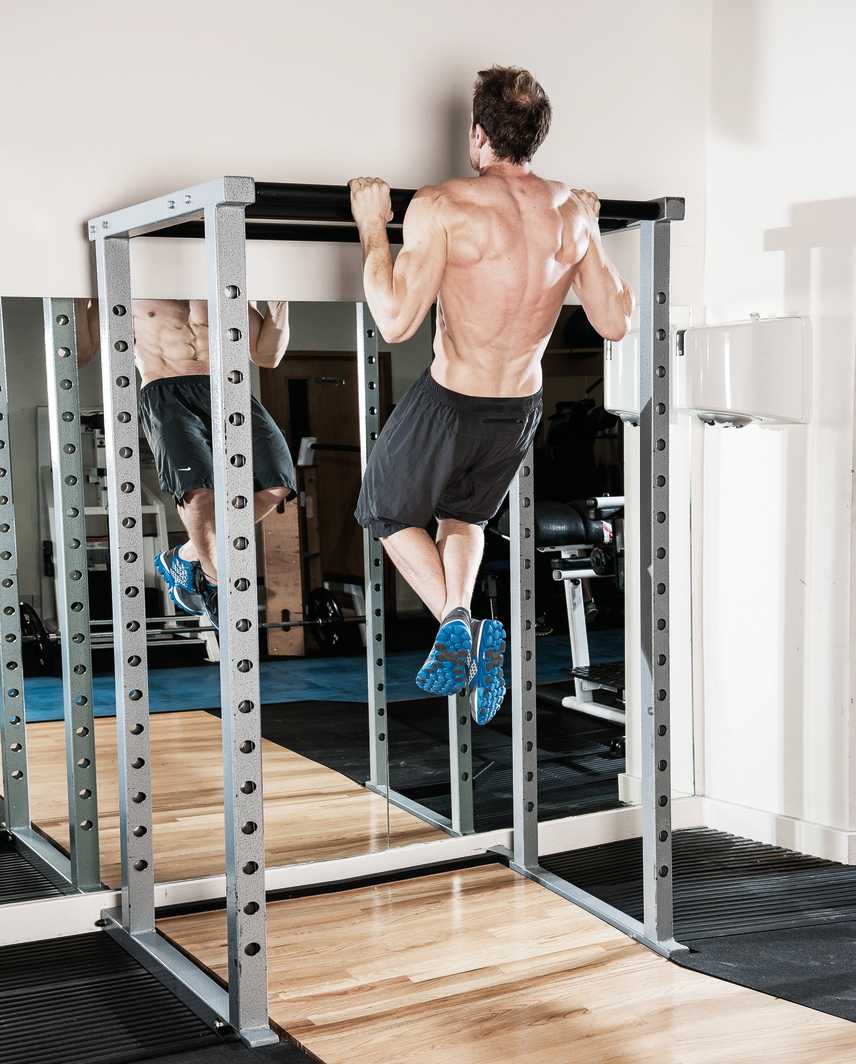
xmin=175 ymin=489 xmax=217 ymax=581
xmin=379 ymin=527 xmax=447 ymax=621
xmin=435 ymin=518 xmax=484 ymax=616
xmin=178 ymin=485 xmax=291 ymax=582
xmin=380 ymin=519 xmax=484 ymax=696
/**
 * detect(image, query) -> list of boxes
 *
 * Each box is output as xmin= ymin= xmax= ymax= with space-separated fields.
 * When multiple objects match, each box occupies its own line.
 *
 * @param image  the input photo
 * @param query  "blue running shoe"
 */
xmin=469 ymin=618 xmax=507 ymax=725
xmin=199 ymin=579 xmax=219 ymax=631
xmin=155 ymin=545 xmax=197 ymax=593
xmin=415 ymin=608 xmax=473 ymax=696
xmin=155 ymin=545 xmax=204 ymax=616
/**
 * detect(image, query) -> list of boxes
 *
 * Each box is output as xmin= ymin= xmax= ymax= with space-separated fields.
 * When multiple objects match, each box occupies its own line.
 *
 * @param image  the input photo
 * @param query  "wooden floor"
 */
xmin=162 ymin=864 xmax=856 ymax=1064
xmin=21 ymin=711 xmax=441 ymax=886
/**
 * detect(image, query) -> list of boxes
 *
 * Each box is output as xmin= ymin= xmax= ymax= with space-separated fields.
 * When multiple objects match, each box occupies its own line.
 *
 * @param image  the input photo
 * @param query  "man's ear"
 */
xmin=472 ymin=123 xmax=487 ymax=148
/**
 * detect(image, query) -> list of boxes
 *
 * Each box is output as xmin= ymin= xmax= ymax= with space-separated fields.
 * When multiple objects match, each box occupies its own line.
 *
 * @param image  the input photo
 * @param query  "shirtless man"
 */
xmin=349 ymin=65 xmax=633 ymax=724
xmin=76 ymin=299 xmax=295 ymax=627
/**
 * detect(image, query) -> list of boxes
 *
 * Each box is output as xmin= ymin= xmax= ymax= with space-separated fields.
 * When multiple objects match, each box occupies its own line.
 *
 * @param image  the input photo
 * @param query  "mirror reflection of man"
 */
xmin=76 ymin=299 xmax=294 ymax=628
xmin=350 ymin=65 xmax=634 ymax=724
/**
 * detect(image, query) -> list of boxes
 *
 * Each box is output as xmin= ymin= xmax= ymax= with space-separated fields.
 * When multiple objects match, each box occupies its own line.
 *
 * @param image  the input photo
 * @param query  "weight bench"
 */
xmin=496 ymin=495 xmax=626 ymax=725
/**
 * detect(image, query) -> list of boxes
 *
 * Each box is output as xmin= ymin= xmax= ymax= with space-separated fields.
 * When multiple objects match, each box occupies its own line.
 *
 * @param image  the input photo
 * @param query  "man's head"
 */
xmin=470 ymin=65 xmax=552 ymax=171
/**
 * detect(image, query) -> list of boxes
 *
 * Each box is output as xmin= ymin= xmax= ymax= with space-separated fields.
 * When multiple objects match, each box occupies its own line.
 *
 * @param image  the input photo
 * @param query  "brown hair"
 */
xmin=472 ymin=66 xmax=552 ymax=164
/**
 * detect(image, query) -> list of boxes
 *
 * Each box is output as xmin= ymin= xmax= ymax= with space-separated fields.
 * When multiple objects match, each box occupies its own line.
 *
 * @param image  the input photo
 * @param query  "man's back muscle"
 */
xmin=432 ymin=172 xmax=588 ymax=397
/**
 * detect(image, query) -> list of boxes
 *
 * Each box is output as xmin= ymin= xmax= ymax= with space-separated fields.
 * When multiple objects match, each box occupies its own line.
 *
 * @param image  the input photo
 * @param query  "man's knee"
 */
xmin=182 ymin=488 xmax=215 ymax=511
xmin=256 ymin=485 xmax=291 ymax=503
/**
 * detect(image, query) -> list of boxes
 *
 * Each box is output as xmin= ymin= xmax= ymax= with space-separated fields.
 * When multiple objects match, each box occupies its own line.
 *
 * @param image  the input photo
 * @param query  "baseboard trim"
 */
xmin=701 ymin=797 xmax=856 ymax=864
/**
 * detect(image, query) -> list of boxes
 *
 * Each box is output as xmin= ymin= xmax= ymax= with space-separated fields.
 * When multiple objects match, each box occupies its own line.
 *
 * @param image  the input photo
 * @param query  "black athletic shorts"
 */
xmin=355 ymin=369 xmax=542 ymax=538
xmin=138 ymin=375 xmax=297 ymax=507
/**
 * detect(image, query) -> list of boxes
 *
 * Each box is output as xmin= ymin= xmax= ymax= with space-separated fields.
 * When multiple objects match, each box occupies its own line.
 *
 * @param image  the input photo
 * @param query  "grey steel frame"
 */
xmin=508 ymin=215 xmax=686 ymax=958
xmin=89 ymin=178 xmax=276 ymax=1047
xmin=0 ymin=300 xmax=81 ymax=890
xmin=356 ymin=303 xmax=474 ymax=837
xmin=43 ymin=298 xmax=101 ymax=891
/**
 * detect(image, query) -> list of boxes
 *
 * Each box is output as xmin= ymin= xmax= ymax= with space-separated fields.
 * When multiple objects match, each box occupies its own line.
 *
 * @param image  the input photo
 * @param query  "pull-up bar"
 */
xmin=88 ymin=178 xmax=685 ymax=243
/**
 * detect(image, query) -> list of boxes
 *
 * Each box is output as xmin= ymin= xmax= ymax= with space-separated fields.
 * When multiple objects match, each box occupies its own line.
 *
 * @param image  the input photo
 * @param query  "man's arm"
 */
xmin=74 ymin=298 xmax=101 ymax=367
xmin=349 ymin=178 xmax=447 ymax=344
xmin=249 ymin=300 xmax=290 ymax=369
xmin=568 ymin=190 xmax=635 ymax=342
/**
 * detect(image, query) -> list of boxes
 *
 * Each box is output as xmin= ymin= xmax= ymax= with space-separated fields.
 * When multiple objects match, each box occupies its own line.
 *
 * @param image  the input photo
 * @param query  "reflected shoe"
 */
xmin=170 ymin=584 xmax=206 ymax=617
xmin=415 ymin=608 xmax=473 ymax=696
xmin=198 ymin=575 xmax=219 ymax=631
xmin=469 ymin=618 xmax=507 ymax=726
xmin=155 ymin=546 xmax=204 ymax=616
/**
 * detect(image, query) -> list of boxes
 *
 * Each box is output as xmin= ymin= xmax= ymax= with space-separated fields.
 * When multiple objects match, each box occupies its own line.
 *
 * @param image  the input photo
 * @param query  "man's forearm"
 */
xmin=250 ymin=303 xmax=290 ymax=369
xmin=578 ymin=235 xmax=634 ymax=341
xmin=359 ymin=223 xmax=401 ymax=338
xmin=74 ymin=298 xmax=99 ymax=366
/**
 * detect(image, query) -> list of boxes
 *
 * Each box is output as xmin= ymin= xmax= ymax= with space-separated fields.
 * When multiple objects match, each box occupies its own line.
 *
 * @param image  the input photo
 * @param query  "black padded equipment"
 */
xmin=496 ymin=499 xmax=615 ymax=549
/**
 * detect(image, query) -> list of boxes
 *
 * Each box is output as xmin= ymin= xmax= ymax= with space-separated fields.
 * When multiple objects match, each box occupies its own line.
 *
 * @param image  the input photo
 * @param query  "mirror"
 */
xmin=377 ymin=304 xmax=634 ymax=840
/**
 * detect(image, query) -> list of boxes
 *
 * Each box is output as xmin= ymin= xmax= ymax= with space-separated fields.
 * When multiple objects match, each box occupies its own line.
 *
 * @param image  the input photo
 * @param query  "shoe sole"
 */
xmin=415 ymin=621 xmax=472 ymax=696
xmin=470 ymin=619 xmax=507 ymax=726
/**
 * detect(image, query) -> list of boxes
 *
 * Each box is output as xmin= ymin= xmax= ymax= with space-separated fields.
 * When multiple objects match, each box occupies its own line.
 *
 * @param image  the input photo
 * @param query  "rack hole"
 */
xmin=132 ymin=791 xmax=146 ymax=804
xmin=243 ymin=861 xmax=259 ymax=875
xmin=134 ymin=859 xmax=148 ymax=872
xmin=244 ymin=901 xmax=260 ymax=915
xmin=238 ymin=700 xmax=254 ymax=714
xmin=241 ymin=821 xmax=258 ymax=835
xmin=240 ymin=740 xmax=255 ymax=754
xmin=241 ymin=780 xmax=257 ymax=795
xmin=244 ymin=942 xmax=261 ymax=956
xmin=133 ymin=826 xmax=147 ymax=838
xmin=112 ymin=305 xmax=127 ymax=317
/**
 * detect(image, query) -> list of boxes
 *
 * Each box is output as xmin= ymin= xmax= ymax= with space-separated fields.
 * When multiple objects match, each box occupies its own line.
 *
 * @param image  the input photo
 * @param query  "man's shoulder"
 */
xmin=412 ymin=177 xmax=476 ymax=208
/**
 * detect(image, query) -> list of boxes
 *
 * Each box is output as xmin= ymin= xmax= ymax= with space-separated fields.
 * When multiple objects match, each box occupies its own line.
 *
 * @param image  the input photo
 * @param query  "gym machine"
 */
xmin=79 ymin=178 xmax=683 ymax=1044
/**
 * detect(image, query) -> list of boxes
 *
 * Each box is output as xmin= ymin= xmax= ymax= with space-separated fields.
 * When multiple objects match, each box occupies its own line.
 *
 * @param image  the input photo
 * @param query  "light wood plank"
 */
xmin=161 ymin=864 xmax=856 ymax=1064
xmin=22 ymin=711 xmax=440 ymax=886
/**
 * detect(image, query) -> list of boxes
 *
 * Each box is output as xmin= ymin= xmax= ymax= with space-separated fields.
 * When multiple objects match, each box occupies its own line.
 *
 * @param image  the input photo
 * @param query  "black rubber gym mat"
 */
xmin=675 ymin=921 xmax=856 ymax=1024
xmin=0 ymin=833 xmax=66 ymax=904
xmin=149 ymin=1038 xmax=318 ymax=1063
xmin=0 ymin=932 xmax=222 ymax=1064
xmin=540 ymin=828 xmax=856 ymax=939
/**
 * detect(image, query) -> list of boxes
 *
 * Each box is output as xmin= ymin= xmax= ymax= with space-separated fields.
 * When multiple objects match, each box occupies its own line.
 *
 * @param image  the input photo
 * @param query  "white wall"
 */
xmin=0 ymin=0 xmax=710 ymax=305
xmin=700 ymin=0 xmax=856 ymax=835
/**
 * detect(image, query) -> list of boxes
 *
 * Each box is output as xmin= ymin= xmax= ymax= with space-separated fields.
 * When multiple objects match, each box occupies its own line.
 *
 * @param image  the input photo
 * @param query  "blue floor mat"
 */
xmin=22 ymin=631 xmax=623 ymax=723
